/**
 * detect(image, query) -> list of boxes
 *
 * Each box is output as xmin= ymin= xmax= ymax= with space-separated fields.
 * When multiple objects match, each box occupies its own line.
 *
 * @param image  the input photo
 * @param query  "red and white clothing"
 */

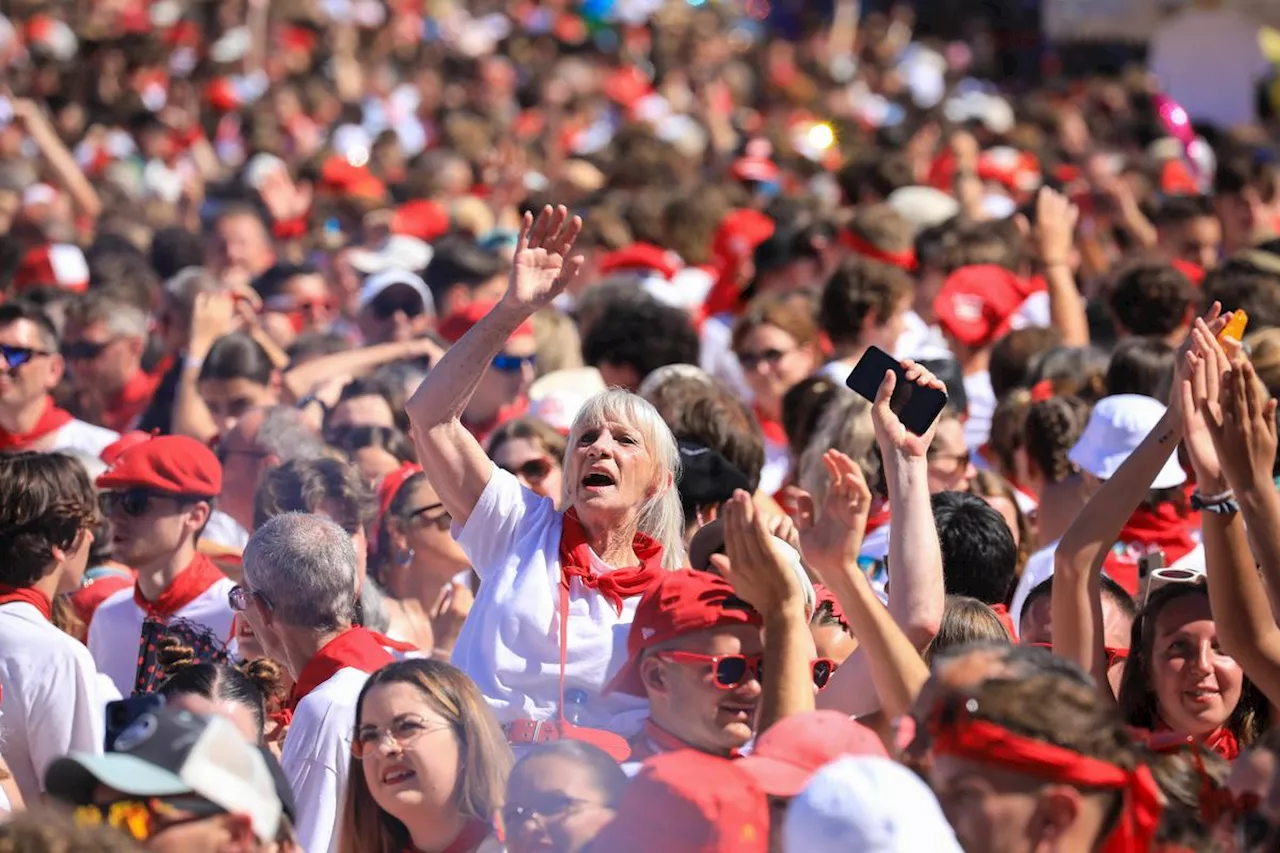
xmin=0 ymin=590 xmax=108 ymax=798
xmin=451 ymin=467 xmax=653 ymax=737
xmin=87 ymin=554 xmax=236 ymax=696
xmin=282 ymin=627 xmax=395 ymax=853
xmin=753 ymin=406 xmax=791 ymax=497
xmin=0 ymin=397 xmax=117 ymax=458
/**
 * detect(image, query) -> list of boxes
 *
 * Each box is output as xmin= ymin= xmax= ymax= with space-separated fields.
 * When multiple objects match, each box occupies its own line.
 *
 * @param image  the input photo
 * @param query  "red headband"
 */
xmin=839 ymin=230 xmax=917 ymax=272
xmin=932 ymin=717 xmax=1162 ymax=853
xmin=371 ymin=462 xmax=423 ymax=556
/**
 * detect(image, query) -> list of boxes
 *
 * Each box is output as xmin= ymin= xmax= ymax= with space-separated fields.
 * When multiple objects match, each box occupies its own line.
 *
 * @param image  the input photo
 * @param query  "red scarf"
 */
xmin=864 ymin=497 xmax=891 ymax=537
xmin=1117 ymin=502 xmax=1199 ymax=567
xmin=752 ymin=404 xmax=788 ymax=447
xmin=0 ymin=585 xmax=52 ymax=621
xmin=838 ymin=230 xmax=917 ymax=271
xmin=933 ymin=716 xmax=1162 ymax=853
xmin=133 ymin=553 xmax=225 ymax=619
xmin=558 ymin=509 xmax=664 ymax=615
xmin=103 ymin=369 xmax=163 ymax=433
xmin=0 ymin=397 xmax=72 ymax=452
xmin=1154 ymin=720 xmax=1241 ymax=761
xmin=287 ymin=626 xmax=396 ymax=711
xmin=403 ymin=820 xmax=489 ymax=853
xmin=988 ymin=603 xmax=1017 ymax=640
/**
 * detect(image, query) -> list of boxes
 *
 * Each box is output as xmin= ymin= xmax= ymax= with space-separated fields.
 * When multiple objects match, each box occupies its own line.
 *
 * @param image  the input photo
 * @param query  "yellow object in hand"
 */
xmin=1218 ymin=310 xmax=1249 ymax=344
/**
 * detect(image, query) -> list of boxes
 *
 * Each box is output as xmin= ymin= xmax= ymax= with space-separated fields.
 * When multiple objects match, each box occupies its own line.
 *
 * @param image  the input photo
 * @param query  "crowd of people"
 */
xmin=0 ymin=0 xmax=1279 ymax=851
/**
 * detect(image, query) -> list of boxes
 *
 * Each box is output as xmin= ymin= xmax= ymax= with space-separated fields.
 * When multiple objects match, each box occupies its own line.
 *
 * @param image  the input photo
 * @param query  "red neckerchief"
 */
xmin=640 ymin=718 xmax=744 ymax=760
xmin=1117 ymin=502 xmax=1199 ymax=567
xmin=751 ymin=404 xmax=788 ymax=447
xmin=133 ymin=553 xmax=225 ymax=619
xmin=366 ymin=630 xmax=420 ymax=654
xmin=0 ymin=585 xmax=52 ymax=621
xmin=287 ymin=626 xmax=396 ymax=712
xmin=932 ymin=716 xmax=1162 ymax=853
xmin=103 ymin=369 xmax=162 ymax=433
xmin=403 ymin=820 xmax=490 ymax=853
xmin=0 ymin=397 xmax=72 ymax=452
xmin=558 ymin=509 xmax=664 ymax=615
xmin=988 ymin=603 xmax=1017 ymax=640
xmin=1154 ymin=719 xmax=1241 ymax=761
xmin=864 ymin=497 xmax=891 ymax=537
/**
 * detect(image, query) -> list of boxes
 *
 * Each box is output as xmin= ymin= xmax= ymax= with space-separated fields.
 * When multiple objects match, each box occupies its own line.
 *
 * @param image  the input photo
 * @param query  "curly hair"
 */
xmin=581 ymin=296 xmax=700 ymax=387
xmin=1023 ymin=395 xmax=1092 ymax=485
xmin=0 ymin=452 xmax=99 ymax=587
xmin=1108 ymin=262 xmax=1196 ymax=338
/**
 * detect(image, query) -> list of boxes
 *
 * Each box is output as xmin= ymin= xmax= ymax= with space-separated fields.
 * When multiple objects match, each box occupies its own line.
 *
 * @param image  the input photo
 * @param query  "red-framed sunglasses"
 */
xmin=655 ymin=651 xmax=838 ymax=691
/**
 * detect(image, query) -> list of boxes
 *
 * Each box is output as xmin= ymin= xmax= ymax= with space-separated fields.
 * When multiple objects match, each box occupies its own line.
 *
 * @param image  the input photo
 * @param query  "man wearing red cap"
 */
xmin=88 ymin=435 xmax=236 ymax=696
xmin=439 ymin=300 xmax=537 ymax=445
xmin=0 ymin=301 xmax=118 ymax=457
xmin=604 ymin=570 xmax=764 ymax=766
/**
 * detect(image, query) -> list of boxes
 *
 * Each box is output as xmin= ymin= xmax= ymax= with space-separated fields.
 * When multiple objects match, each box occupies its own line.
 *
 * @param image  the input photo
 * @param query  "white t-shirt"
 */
xmin=0 ymin=602 xmax=105 ymax=798
xmin=699 ymin=312 xmax=754 ymax=403
xmin=1151 ymin=9 xmax=1269 ymax=130
xmin=87 ymin=578 xmax=237 ymax=696
xmin=896 ymin=310 xmax=954 ymax=362
xmin=50 ymin=419 xmax=118 ymax=458
xmin=451 ymin=468 xmax=651 ymax=737
xmin=962 ymin=370 xmax=996 ymax=450
xmin=200 ymin=511 xmax=250 ymax=551
xmin=758 ymin=432 xmax=791 ymax=496
xmin=282 ymin=667 xmax=369 ymax=853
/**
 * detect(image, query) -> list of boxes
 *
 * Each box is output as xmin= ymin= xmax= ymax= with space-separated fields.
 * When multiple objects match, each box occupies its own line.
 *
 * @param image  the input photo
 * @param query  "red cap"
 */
xmin=812 ymin=583 xmax=848 ymax=627
xmin=933 ymin=264 xmax=1034 ymax=350
xmin=1171 ymin=258 xmax=1205 ymax=286
xmin=100 ymin=431 xmax=153 ymax=466
xmin=96 ymin=435 xmax=222 ymax=497
xmin=603 ymin=65 xmax=652 ymax=108
xmin=589 ymin=750 xmax=768 ymax=853
xmin=392 ymin=200 xmax=450 ymax=242
xmin=712 ymin=210 xmax=775 ymax=264
xmin=205 ymin=78 xmax=242 ymax=112
xmin=605 ymin=571 xmax=761 ymax=697
xmin=736 ymin=711 xmax=887 ymax=797
xmin=1160 ymin=159 xmax=1200 ymax=196
xmin=597 ymin=243 xmax=679 ymax=281
xmin=437 ymin=300 xmax=535 ymax=344
xmin=13 ymin=244 xmax=89 ymax=293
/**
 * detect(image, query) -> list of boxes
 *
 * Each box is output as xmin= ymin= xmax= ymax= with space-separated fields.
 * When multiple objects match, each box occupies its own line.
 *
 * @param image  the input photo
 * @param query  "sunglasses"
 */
xmin=1029 ymin=642 xmax=1130 ymax=669
xmin=0 ymin=344 xmax=52 ymax=370
xmin=408 ymin=502 xmax=452 ymax=531
xmin=655 ymin=650 xmax=838 ymax=691
xmin=61 ymin=339 xmax=113 ymax=361
xmin=72 ymin=797 xmax=225 ymax=842
xmin=228 ymin=583 xmax=274 ymax=613
xmin=104 ymin=490 xmax=201 ymax=518
xmin=492 ymin=353 xmax=536 ymax=373
xmin=736 ymin=348 xmax=793 ymax=371
xmin=370 ymin=294 xmax=425 ymax=320
xmin=501 ymin=457 xmax=554 ymax=482
xmin=502 ymin=792 xmax=600 ymax=829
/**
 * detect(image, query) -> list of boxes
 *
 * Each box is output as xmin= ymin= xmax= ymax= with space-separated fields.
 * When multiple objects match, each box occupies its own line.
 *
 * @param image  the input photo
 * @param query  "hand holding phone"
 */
xmin=845 ymin=346 xmax=950 ymax=442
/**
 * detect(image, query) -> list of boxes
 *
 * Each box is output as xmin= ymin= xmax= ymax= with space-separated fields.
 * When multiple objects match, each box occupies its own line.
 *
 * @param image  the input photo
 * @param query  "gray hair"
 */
xmin=562 ymin=389 xmax=686 ymax=569
xmin=797 ymin=389 xmax=875 ymax=506
xmin=243 ymin=513 xmax=358 ymax=632
xmin=255 ymin=406 xmax=327 ymax=462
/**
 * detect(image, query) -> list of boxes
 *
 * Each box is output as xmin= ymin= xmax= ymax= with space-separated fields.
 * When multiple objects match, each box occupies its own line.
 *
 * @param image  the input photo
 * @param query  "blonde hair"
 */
xmin=562 ymin=389 xmax=686 ymax=569
xmin=796 ymin=390 xmax=875 ymax=507
xmin=532 ymin=309 xmax=585 ymax=377
xmin=338 ymin=660 xmax=513 ymax=853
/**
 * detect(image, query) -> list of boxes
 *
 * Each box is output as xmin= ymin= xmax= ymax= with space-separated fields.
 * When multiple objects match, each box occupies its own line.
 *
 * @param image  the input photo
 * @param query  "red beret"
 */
xmin=96 ymin=435 xmax=222 ymax=498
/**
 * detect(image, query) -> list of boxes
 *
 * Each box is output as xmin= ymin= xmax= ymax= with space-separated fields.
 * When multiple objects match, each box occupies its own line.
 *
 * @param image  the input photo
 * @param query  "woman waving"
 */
xmin=406 ymin=206 xmax=684 ymax=754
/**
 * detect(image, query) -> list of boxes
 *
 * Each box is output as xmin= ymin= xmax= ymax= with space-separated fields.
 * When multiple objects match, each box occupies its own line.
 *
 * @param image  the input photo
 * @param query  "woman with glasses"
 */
xmin=487 ymin=417 xmax=566 ymax=505
xmin=731 ymin=294 xmax=823 ymax=497
xmin=339 ymin=659 xmax=510 ymax=853
xmin=503 ymin=741 xmax=626 ymax=853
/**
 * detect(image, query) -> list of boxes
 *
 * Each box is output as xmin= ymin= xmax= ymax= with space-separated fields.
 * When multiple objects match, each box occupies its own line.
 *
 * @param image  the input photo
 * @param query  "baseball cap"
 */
xmin=784 ymin=756 xmax=962 ymax=852
xmin=1068 ymin=394 xmax=1186 ymax=490
xmin=589 ymin=750 xmax=768 ymax=853
xmin=96 ymin=435 xmax=222 ymax=497
xmin=677 ymin=440 xmax=750 ymax=519
xmin=736 ymin=711 xmax=887 ymax=797
xmin=357 ymin=269 xmax=435 ymax=315
xmin=933 ymin=264 xmax=1034 ymax=350
xmin=349 ymin=235 xmax=434 ymax=276
xmin=46 ymin=709 xmax=283 ymax=844
xmin=604 ymin=570 xmax=761 ymax=697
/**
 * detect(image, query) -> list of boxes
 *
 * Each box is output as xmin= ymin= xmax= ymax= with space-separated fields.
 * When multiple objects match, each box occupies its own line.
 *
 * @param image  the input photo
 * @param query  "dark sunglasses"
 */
xmin=736 ymin=348 xmax=792 ymax=371
xmin=408 ymin=502 xmax=452 ymax=530
xmin=104 ymin=490 xmax=199 ymax=518
xmin=370 ymin=294 xmax=425 ymax=320
xmin=501 ymin=457 xmax=554 ymax=482
xmin=492 ymin=353 xmax=536 ymax=373
xmin=61 ymin=340 xmax=112 ymax=361
xmin=0 ymin=344 xmax=51 ymax=370
xmin=656 ymin=651 xmax=837 ymax=691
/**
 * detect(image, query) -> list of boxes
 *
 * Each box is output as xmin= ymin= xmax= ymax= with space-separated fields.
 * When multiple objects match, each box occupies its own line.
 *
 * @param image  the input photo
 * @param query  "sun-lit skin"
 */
xmin=1148 ymin=594 xmax=1243 ymax=738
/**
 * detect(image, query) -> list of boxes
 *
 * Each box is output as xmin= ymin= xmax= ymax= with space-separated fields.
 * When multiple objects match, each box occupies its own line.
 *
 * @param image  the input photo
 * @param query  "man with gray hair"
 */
xmin=234 ymin=512 xmax=396 ymax=853
xmin=61 ymin=289 xmax=158 ymax=432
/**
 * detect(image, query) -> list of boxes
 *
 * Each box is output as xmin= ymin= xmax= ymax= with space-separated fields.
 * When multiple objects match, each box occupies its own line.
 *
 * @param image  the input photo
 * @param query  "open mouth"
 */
xmin=717 ymin=703 xmax=756 ymax=723
xmin=1185 ymin=688 xmax=1220 ymax=704
xmin=581 ymin=471 xmax=616 ymax=489
xmin=381 ymin=767 xmax=416 ymax=785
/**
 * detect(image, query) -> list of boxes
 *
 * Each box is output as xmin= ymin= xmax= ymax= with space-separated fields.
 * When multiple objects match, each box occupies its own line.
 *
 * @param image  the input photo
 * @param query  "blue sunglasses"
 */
xmin=0 ymin=345 xmax=51 ymax=370
xmin=492 ymin=353 xmax=535 ymax=373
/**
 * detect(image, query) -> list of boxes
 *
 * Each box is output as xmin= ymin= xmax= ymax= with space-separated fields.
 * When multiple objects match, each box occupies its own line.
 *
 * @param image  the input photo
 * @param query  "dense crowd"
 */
xmin=1 ymin=0 xmax=1280 ymax=851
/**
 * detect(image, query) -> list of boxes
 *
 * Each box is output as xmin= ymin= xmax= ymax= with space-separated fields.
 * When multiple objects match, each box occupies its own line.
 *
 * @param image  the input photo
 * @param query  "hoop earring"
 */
xmin=396 ymin=548 xmax=415 ymax=568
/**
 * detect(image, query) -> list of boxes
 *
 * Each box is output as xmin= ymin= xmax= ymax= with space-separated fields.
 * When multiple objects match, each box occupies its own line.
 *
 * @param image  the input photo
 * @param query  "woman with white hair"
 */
xmin=406 ymin=206 xmax=685 ymax=756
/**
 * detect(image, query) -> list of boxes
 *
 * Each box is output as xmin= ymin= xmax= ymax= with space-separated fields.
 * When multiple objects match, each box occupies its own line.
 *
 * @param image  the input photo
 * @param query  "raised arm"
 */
xmin=405 ymin=206 xmax=583 ymax=526
xmin=1034 ymin=187 xmax=1090 ymax=348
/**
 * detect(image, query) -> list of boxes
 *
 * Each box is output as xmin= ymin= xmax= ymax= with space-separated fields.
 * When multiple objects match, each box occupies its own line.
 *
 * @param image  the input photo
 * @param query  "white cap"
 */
xmin=357 ymin=269 xmax=434 ymax=315
xmin=784 ymin=757 xmax=963 ymax=853
xmin=348 ymin=235 xmax=434 ymax=276
xmin=1069 ymin=394 xmax=1186 ymax=490
xmin=209 ymin=27 xmax=251 ymax=64
xmin=887 ymin=186 xmax=960 ymax=232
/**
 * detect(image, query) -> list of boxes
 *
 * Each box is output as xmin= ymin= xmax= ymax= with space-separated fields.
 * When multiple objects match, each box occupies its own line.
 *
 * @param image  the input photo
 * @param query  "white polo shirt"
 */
xmin=87 ymin=578 xmax=237 ymax=696
xmin=451 ymin=467 xmax=651 ymax=737
xmin=282 ymin=667 xmax=369 ymax=853
xmin=0 ymin=601 xmax=106 ymax=798
xmin=50 ymin=419 xmax=119 ymax=458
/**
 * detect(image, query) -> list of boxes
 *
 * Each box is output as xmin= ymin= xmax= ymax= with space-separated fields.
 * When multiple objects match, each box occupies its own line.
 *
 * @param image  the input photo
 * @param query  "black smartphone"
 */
xmin=845 ymin=345 xmax=949 ymax=436
xmin=105 ymin=694 xmax=165 ymax=752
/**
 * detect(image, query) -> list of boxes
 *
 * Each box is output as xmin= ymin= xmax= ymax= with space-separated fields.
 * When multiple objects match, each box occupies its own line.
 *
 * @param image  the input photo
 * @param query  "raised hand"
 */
xmin=1179 ymin=323 xmax=1231 ymax=490
xmin=1033 ymin=186 xmax=1080 ymax=266
xmin=872 ymin=359 xmax=946 ymax=460
xmin=795 ymin=450 xmax=872 ymax=576
xmin=711 ymin=491 xmax=805 ymax=615
xmin=1206 ymin=357 xmax=1278 ymax=496
xmin=259 ymin=168 xmax=313 ymax=225
xmin=503 ymin=205 xmax=584 ymax=312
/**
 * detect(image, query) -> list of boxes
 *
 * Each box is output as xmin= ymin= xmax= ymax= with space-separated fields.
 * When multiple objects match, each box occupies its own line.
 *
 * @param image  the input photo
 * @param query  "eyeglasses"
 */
xmin=492 ymin=353 xmax=536 ymax=373
xmin=736 ymin=348 xmax=793 ymax=371
xmin=0 ymin=344 xmax=52 ymax=371
xmin=370 ymin=293 xmax=425 ymax=320
xmin=926 ymin=449 xmax=971 ymax=469
xmin=1028 ymin=642 xmax=1129 ymax=669
xmin=103 ymin=490 xmax=200 ymax=518
xmin=352 ymin=714 xmax=451 ymax=757
xmin=502 ymin=793 xmax=602 ymax=829
xmin=61 ymin=339 xmax=114 ymax=361
xmin=501 ymin=457 xmax=554 ymax=482
xmin=408 ymin=502 xmax=452 ymax=531
xmin=228 ymin=584 xmax=273 ymax=613
xmin=655 ymin=651 xmax=838 ymax=691
xmin=72 ymin=797 xmax=225 ymax=842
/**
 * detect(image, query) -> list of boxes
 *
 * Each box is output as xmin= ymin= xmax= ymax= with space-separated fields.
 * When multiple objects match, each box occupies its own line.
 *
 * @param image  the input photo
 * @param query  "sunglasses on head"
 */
xmin=0 ymin=344 xmax=51 ymax=370
xmin=73 ymin=796 xmax=225 ymax=842
xmin=61 ymin=340 xmax=112 ymax=361
xmin=104 ymin=490 xmax=200 ymax=518
xmin=655 ymin=650 xmax=838 ymax=691
xmin=501 ymin=457 xmax=553 ymax=482
xmin=492 ymin=353 xmax=536 ymax=373
xmin=370 ymin=294 xmax=425 ymax=320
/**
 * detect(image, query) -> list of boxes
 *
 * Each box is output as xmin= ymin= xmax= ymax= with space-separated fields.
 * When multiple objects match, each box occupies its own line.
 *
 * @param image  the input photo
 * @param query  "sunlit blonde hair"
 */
xmin=338 ymin=660 xmax=513 ymax=853
xmin=562 ymin=389 xmax=686 ymax=569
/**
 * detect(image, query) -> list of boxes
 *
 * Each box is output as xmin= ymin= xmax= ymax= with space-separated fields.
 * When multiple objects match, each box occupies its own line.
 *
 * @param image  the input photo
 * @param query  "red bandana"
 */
xmin=133 ymin=553 xmax=225 ymax=619
xmin=933 ymin=717 xmax=1162 ymax=853
xmin=0 ymin=397 xmax=72 ymax=452
xmin=103 ymin=369 xmax=162 ymax=433
xmin=1154 ymin=720 xmax=1241 ymax=762
xmin=558 ymin=509 xmax=664 ymax=615
xmin=287 ymin=626 xmax=396 ymax=711
xmin=838 ymin=230 xmax=917 ymax=271
xmin=0 ymin=585 xmax=52 ymax=621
